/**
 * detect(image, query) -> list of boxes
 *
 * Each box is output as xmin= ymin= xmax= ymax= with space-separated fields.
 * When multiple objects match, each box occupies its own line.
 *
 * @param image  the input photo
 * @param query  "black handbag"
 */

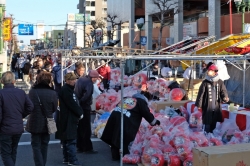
xmin=35 ymin=90 xmax=57 ymax=134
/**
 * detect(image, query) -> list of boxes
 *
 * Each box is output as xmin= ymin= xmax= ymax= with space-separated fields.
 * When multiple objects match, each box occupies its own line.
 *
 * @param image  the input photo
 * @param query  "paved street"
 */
xmin=0 ymin=131 xmax=136 ymax=166
xmin=2 ymin=74 xmax=137 ymax=166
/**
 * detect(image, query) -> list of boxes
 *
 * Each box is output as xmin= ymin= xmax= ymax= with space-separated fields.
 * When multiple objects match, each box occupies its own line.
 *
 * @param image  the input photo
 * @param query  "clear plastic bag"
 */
xmin=141 ymin=135 xmax=164 ymax=165
xmin=189 ymin=107 xmax=202 ymax=131
xmin=189 ymin=132 xmax=209 ymax=147
xmin=242 ymin=130 xmax=250 ymax=143
xmin=122 ymin=154 xmax=141 ymax=164
xmin=180 ymin=106 xmax=189 ymax=122
xmin=183 ymin=155 xmax=193 ymax=166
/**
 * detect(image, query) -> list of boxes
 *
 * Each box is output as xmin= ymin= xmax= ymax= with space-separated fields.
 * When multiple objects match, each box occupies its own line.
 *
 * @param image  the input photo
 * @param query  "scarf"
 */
xmin=205 ymin=74 xmax=220 ymax=83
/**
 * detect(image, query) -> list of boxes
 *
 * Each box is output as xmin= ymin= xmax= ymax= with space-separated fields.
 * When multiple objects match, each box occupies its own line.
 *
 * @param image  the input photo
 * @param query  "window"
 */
xmin=102 ymin=8 xmax=107 ymax=14
xmin=91 ymin=2 xmax=95 ymax=6
xmin=102 ymin=0 xmax=107 ymax=5
xmin=91 ymin=11 xmax=95 ymax=16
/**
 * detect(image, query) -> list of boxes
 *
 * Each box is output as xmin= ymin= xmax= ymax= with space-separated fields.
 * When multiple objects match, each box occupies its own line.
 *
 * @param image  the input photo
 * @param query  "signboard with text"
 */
xmin=67 ymin=13 xmax=91 ymax=24
xmin=3 ymin=18 xmax=12 ymax=41
xmin=169 ymin=21 xmax=198 ymax=39
xmin=18 ymin=24 xmax=34 ymax=35
xmin=140 ymin=36 xmax=147 ymax=46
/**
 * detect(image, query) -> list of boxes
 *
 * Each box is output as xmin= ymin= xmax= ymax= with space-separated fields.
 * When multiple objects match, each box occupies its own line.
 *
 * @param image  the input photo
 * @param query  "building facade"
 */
xmin=77 ymin=0 xmax=107 ymax=21
xmin=51 ymin=30 xmax=64 ymax=49
xmin=36 ymin=22 xmax=45 ymax=40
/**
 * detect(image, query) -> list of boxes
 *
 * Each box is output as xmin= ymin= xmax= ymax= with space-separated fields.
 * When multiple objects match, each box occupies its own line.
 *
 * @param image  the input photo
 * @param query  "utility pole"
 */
xmin=83 ymin=0 xmax=86 ymax=48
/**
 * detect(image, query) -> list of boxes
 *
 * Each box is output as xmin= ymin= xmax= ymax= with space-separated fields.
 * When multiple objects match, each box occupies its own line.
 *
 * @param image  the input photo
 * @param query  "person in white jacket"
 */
xmin=91 ymin=79 xmax=102 ymax=111
xmin=161 ymin=64 xmax=172 ymax=78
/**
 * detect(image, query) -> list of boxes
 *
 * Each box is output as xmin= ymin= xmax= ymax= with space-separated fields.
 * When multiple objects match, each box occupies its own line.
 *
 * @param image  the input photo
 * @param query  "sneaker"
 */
xmin=83 ymin=149 xmax=98 ymax=154
xmin=68 ymin=160 xmax=82 ymax=166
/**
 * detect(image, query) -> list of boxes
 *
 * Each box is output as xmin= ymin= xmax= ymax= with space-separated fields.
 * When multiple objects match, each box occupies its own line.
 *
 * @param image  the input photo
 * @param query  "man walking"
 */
xmin=57 ymin=73 xmax=83 ymax=166
xmin=74 ymin=70 xmax=99 ymax=154
xmin=0 ymin=71 xmax=34 ymax=166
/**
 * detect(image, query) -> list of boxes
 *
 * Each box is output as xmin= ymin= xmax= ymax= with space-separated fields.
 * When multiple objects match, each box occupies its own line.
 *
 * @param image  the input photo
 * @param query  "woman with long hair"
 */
xmin=26 ymin=71 xmax=58 ymax=166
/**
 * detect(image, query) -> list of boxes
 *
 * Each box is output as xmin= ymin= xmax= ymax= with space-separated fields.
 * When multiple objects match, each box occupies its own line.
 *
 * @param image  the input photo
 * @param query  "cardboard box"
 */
xmin=193 ymin=143 xmax=250 ymax=166
xmin=151 ymin=100 xmax=191 ymax=112
xmin=187 ymin=89 xmax=199 ymax=100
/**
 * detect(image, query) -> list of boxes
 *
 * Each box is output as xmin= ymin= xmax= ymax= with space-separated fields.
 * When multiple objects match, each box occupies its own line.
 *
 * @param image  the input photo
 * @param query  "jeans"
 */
xmin=0 ymin=134 xmax=22 ymax=166
xmin=17 ymin=68 xmax=23 ymax=80
xmin=31 ymin=133 xmax=50 ymax=166
xmin=77 ymin=107 xmax=93 ymax=151
xmin=62 ymin=139 xmax=77 ymax=163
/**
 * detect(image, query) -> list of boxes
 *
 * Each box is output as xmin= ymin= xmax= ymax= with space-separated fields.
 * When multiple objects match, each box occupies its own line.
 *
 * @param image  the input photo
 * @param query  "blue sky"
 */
xmin=6 ymin=0 xmax=79 ymax=44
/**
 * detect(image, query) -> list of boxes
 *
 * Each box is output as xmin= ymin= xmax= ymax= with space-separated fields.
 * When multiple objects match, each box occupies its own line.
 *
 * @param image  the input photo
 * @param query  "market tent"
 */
xmin=195 ymin=34 xmax=250 ymax=55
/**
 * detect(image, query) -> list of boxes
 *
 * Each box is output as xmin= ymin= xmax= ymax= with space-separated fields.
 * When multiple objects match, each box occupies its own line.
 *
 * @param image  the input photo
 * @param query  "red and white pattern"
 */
xmin=184 ymin=101 xmax=250 ymax=131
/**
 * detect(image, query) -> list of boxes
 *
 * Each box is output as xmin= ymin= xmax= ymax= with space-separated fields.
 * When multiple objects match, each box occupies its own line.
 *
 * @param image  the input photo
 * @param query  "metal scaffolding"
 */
xmin=41 ymin=46 xmax=249 ymax=166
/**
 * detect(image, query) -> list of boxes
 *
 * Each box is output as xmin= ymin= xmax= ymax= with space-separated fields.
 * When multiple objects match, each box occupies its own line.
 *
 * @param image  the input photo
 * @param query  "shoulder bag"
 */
xmin=35 ymin=90 xmax=57 ymax=134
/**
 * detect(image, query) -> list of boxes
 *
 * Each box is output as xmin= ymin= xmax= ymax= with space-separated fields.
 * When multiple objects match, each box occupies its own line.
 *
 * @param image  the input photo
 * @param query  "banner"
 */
xmin=3 ymin=18 xmax=12 ymax=41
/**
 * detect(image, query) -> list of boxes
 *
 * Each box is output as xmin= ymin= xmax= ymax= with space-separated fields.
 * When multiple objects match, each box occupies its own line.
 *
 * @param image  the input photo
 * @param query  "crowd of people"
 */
xmin=2 ymin=52 xmax=160 ymax=166
xmin=0 ymin=52 xmax=116 ymax=166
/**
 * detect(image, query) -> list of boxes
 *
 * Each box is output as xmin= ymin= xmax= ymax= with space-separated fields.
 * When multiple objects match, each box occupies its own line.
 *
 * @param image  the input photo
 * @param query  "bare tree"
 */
xmin=150 ymin=0 xmax=179 ymax=49
xmin=106 ymin=13 xmax=124 ymax=40
xmin=90 ymin=18 xmax=106 ymax=47
xmin=8 ymin=14 xmax=18 ymax=71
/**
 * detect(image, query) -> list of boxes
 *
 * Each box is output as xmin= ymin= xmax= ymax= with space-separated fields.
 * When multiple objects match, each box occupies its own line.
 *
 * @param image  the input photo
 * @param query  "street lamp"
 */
xmin=234 ymin=0 xmax=250 ymax=33
xmin=136 ymin=18 xmax=144 ymax=49
xmin=0 ymin=0 xmax=6 ymax=54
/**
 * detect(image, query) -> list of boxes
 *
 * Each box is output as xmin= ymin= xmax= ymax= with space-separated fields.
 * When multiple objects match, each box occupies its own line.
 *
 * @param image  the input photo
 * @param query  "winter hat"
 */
xmin=89 ymin=70 xmax=99 ymax=78
xmin=206 ymin=62 xmax=214 ymax=70
xmin=207 ymin=64 xmax=218 ymax=72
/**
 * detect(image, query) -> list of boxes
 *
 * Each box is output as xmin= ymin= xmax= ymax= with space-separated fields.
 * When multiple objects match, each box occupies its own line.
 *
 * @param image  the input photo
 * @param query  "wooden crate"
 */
xmin=166 ymin=77 xmax=184 ymax=84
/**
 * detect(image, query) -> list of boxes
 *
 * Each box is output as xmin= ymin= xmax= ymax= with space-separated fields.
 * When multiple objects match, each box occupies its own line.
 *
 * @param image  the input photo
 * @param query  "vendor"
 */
xmin=161 ymin=64 xmax=172 ymax=78
xmin=97 ymin=60 xmax=111 ymax=90
xmin=195 ymin=64 xmax=229 ymax=133
xmin=101 ymin=92 xmax=160 ymax=161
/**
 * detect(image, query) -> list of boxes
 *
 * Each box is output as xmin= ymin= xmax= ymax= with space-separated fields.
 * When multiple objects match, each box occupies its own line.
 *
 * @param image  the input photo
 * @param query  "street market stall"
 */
xmin=36 ymin=37 xmax=250 ymax=166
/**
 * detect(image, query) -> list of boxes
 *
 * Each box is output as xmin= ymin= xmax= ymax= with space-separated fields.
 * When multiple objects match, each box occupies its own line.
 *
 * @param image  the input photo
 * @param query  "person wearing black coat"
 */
xmin=0 ymin=71 xmax=34 ymax=166
xmin=101 ymin=93 xmax=160 ymax=161
xmin=26 ymin=71 xmax=58 ymax=166
xmin=56 ymin=73 xmax=83 ymax=166
xmin=195 ymin=64 xmax=229 ymax=133
xmin=74 ymin=70 xmax=99 ymax=154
